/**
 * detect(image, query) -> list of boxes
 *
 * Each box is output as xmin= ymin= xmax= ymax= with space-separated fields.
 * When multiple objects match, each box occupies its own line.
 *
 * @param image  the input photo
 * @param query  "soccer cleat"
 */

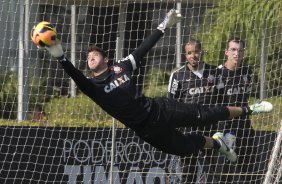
xmin=249 ymin=101 xmax=273 ymax=114
xmin=224 ymin=132 xmax=236 ymax=150
xmin=157 ymin=9 xmax=182 ymax=32
xmin=212 ymin=132 xmax=237 ymax=163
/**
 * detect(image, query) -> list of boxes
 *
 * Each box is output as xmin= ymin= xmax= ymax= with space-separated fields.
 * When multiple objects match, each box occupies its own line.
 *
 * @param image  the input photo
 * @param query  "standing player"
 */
xmin=167 ymin=39 xmax=219 ymax=183
xmin=214 ymin=37 xmax=257 ymax=183
xmin=168 ymin=39 xmax=217 ymax=105
xmin=39 ymin=10 xmax=272 ymax=164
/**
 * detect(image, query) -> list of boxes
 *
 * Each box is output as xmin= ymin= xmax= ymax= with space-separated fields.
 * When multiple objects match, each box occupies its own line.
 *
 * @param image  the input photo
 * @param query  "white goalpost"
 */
xmin=0 ymin=0 xmax=281 ymax=183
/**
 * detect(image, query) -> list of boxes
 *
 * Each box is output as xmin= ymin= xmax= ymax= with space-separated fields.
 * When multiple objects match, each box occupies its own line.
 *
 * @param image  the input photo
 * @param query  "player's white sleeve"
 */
xmin=128 ymin=54 xmax=137 ymax=70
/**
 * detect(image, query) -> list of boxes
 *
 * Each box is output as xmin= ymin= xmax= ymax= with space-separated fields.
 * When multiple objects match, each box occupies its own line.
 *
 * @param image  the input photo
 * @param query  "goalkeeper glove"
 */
xmin=39 ymin=39 xmax=64 ymax=59
xmin=157 ymin=9 xmax=182 ymax=33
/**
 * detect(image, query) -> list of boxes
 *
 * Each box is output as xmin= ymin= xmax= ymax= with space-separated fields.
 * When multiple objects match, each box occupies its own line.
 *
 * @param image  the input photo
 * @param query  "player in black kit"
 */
xmin=168 ymin=39 xmax=218 ymax=105
xmin=40 ymin=9 xmax=273 ymax=162
xmin=167 ymin=38 xmax=219 ymax=183
xmin=214 ymin=37 xmax=258 ymax=183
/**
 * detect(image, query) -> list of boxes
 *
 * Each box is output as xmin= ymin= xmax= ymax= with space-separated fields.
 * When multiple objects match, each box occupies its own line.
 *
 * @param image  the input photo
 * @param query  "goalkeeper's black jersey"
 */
xmin=216 ymin=64 xmax=252 ymax=107
xmin=58 ymin=30 xmax=164 ymax=130
xmin=167 ymin=63 xmax=217 ymax=105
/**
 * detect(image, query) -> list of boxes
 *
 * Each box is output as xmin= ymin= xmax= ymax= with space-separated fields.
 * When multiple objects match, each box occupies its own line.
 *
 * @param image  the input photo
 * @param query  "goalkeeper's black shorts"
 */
xmin=135 ymin=97 xmax=230 ymax=156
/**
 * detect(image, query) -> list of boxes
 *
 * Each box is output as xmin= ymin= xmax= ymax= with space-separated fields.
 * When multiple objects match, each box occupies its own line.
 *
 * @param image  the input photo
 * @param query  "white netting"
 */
xmin=0 ymin=0 xmax=281 ymax=183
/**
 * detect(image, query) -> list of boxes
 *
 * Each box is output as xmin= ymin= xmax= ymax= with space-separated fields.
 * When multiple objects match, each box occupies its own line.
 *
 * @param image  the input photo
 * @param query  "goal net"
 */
xmin=0 ymin=0 xmax=281 ymax=183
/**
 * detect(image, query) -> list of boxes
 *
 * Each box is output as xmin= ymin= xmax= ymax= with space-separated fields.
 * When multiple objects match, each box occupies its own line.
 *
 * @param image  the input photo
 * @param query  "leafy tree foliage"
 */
xmin=0 ymin=72 xmax=18 ymax=119
xmin=0 ymin=71 xmax=52 ymax=120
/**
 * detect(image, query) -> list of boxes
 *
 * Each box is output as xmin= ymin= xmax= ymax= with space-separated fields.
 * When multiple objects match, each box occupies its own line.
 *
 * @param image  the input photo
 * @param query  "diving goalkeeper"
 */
xmin=38 ymin=9 xmax=273 ymax=162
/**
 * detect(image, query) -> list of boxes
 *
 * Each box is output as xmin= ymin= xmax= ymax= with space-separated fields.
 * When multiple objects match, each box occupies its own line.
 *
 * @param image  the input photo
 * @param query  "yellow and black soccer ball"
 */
xmin=31 ymin=21 xmax=57 ymax=47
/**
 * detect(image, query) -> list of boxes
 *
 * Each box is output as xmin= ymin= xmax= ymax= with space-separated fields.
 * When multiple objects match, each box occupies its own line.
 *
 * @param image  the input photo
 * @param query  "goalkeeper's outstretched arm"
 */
xmin=42 ymin=42 xmax=94 ymax=96
xmin=131 ymin=9 xmax=182 ymax=68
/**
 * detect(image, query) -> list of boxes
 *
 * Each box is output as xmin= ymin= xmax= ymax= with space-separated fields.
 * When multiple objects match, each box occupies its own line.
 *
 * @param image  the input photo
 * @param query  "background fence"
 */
xmin=0 ymin=0 xmax=281 ymax=183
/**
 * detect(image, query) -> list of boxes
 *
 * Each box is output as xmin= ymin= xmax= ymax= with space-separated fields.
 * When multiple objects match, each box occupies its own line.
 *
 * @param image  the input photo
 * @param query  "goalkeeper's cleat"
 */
xmin=249 ymin=101 xmax=273 ymax=114
xmin=224 ymin=132 xmax=236 ymax=150
xmin=212 ymin=132 xmax=237 ymax=163
xmin=157 ymin=9 xmax=182 ymax=33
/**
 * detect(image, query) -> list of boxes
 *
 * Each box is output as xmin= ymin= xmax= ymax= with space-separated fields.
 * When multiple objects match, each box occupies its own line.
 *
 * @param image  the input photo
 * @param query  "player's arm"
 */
xmin=212 ymin=68 xmax=224 ymax=105
xmin=128 ymin=9 xmax=182 ymax=70
xmin=246 ymin=67 xmax=254 ymax=98
xmin=43 ymin=41 xmax=95 ymax=96
xmin=238 ymin=67 xmax=253 ymax=106
xmin=130 ymin=29 xmax=164 ymax=69
xmin=58 ymin=57 xmax=94 ymax=95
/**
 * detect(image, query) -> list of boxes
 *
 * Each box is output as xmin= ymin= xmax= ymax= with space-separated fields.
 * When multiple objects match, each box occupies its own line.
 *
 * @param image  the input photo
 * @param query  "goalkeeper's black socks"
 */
xmin=213 ymin=139 xmax=221 ymax=150
xmin=242 ymin=106 xmax=252 ymax=116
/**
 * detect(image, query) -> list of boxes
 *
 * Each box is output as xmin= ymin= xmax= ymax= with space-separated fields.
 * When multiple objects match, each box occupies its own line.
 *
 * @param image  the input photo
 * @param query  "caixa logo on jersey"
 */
xmin=104 ymin=74 xmax=130 ymax=93
xmin=227 ymin=86 xmax=252 ymax=95
xmin=189 ymin=86 xmax=212 ymax=95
